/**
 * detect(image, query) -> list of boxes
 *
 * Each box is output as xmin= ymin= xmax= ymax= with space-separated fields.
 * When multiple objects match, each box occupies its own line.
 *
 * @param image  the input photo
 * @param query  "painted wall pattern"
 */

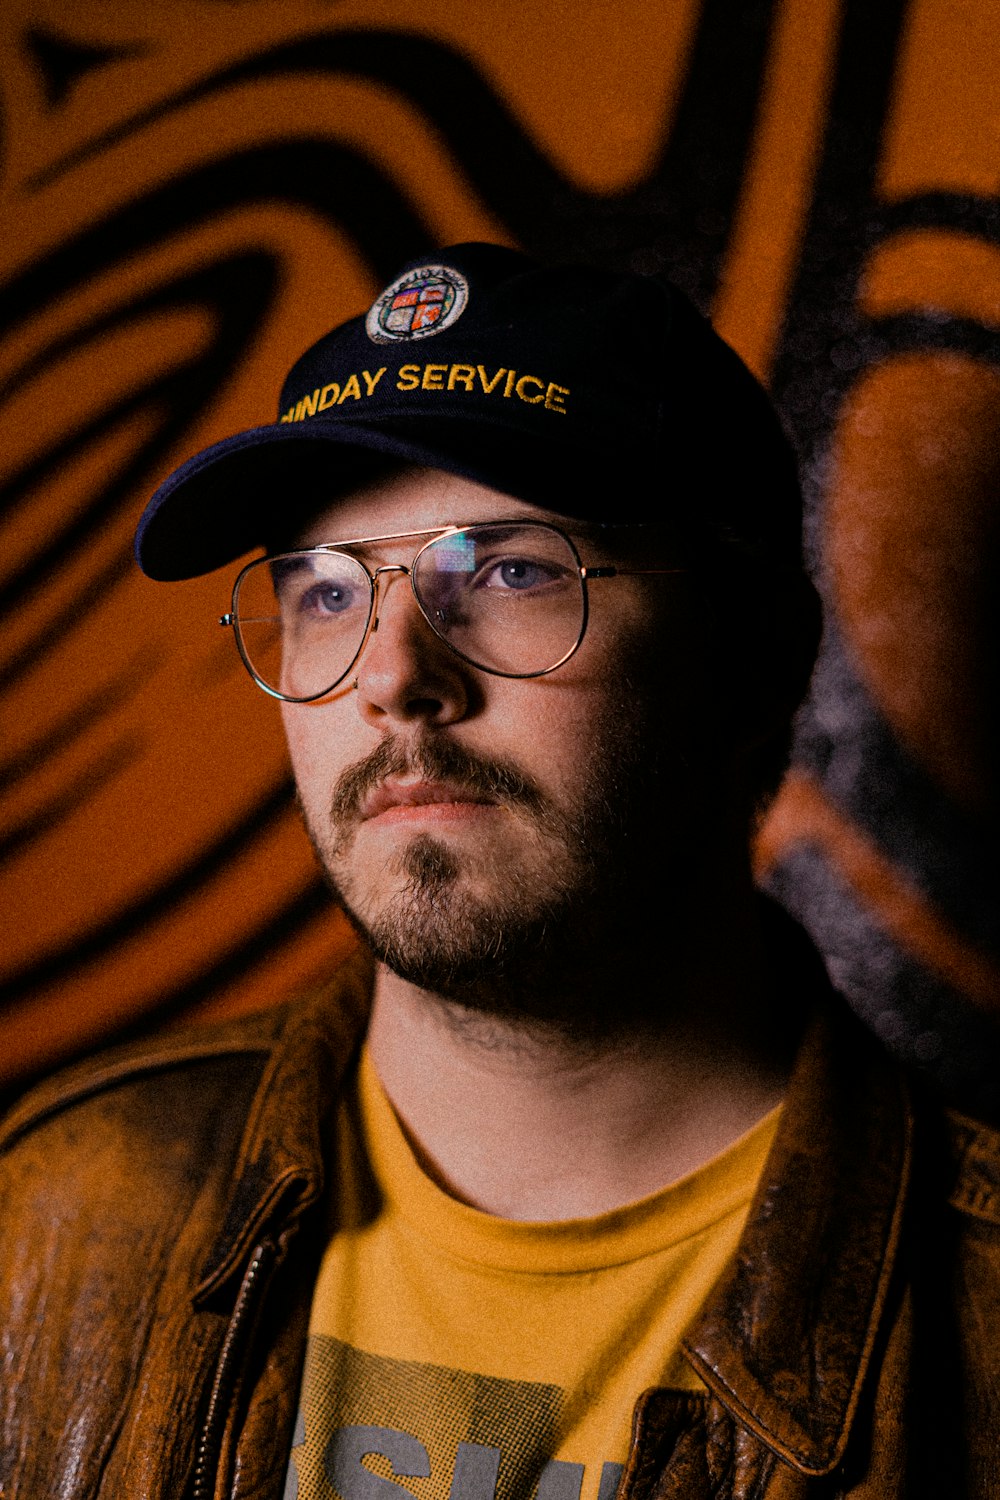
xmin=1 ymin=0 xmax=998 ymax=1109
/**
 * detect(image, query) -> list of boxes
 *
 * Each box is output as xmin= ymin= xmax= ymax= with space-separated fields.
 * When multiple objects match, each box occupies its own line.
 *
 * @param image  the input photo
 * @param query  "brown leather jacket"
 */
xmin=1 ymin=948 xmax=998 ymax=1498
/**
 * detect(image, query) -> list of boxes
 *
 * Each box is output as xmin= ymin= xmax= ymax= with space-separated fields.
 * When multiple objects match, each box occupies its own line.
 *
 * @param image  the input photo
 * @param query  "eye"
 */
xmin=480 ymin=556 xmax=564 ymax=592
xmin=297 ymin=579 xmax=357 ymax=616
xmin=273 ymin=560 xmax=365 ymax=620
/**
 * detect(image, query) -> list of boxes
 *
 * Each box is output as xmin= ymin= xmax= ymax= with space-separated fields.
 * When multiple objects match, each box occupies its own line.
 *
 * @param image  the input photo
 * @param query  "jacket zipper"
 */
xmin=192 ymin=1238 xmax=279 ymax=1500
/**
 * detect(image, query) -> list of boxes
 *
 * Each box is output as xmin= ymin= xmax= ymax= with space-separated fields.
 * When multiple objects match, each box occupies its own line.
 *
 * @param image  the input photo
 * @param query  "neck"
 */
xmin=365 ymin=878 xmax=798 ymax=1221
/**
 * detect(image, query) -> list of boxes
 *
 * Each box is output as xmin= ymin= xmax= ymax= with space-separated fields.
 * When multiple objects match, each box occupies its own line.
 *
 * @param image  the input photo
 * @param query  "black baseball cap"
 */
xmin=135 ymin=242 xmax=804 ymax=580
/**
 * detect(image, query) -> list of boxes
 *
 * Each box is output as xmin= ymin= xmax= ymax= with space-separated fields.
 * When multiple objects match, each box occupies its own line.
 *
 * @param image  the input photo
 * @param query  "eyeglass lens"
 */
xmin=232 ymin=523 xmax=587 ymax=700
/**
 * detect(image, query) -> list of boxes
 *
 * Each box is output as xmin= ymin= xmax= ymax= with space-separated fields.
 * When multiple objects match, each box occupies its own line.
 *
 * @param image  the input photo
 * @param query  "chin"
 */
xmin=334 ymin=832 xmax=569 ymax=996
xmin=335 ymin=833 xmax=665 ymax=1040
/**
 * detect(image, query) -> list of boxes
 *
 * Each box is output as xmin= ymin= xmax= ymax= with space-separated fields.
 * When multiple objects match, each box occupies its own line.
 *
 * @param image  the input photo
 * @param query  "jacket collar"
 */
xmin=195 ymin=947 xmax=373 ymax=1301
xmin=683 ymin=993 xmax=912 ymax=1476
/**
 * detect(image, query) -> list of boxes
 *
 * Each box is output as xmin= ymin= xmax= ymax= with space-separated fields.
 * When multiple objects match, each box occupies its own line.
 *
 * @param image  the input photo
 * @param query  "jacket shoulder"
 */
xmin=0 ymin=946 xmax=373 ymax=1156
xmin=0 ymin=1000 xmax=291 ymax=1155
xmin=0 ymin=952 xmax=371 ymax=1494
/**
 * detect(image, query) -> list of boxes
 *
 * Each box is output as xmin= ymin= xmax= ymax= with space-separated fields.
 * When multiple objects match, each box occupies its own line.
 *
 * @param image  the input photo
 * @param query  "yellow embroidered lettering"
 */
xmin=338 ymin=374 xmax=362 ymax=402
xmin=447 ymin=364 xmax=476 ymax=392
xmin=280 ymin=409 xmax=295 ymax=423
xmin=318 ymin=383 xmax=339 ymax=410
xmin=362 ymin=368 xmax=387 ymax=396
xmin=515 ymin=375 xmax=544 ymax=404
xmin=397 ymin=364 xmax=421 ymax=391
xmin=294 ymin=399 xmax=306 ymax=421
xmin=476 ymin=366 xmax=506 ymax=395
xmin=544 ymin=382 xmax=570 ymax=414
xmin=299 ymin=388 xmax=320 ymax=418
xmin=422 ymin=364 xmax=447 ymax=390
xmin=503 ymin=370 xmax=517 ymax=398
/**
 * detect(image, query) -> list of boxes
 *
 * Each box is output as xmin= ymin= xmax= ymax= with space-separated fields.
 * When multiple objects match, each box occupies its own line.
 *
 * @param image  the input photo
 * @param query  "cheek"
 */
xmin=498 ymin=672 xmax=637 ymax=804
xmin=280 ymin=702 xmax=345 ymax=817
xmin=280 ymin=701 xmax=309 ymax=775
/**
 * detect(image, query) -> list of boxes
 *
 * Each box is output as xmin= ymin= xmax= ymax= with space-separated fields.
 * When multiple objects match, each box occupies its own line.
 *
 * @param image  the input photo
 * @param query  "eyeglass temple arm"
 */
xmin=581 ymin=567 xmax=686 ymax=579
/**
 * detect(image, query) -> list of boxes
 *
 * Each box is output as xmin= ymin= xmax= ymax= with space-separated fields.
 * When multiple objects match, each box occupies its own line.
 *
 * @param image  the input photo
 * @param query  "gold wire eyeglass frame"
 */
xmin=219 ymin=519 xmax=683 ymax=703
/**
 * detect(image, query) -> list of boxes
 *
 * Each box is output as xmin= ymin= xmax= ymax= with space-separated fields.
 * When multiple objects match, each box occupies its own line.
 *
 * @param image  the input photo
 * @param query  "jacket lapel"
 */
xmin=195 ymin=948 xmax=373 ymax=1303
xmin=683 ymin=1000 xmax=912 ymax=1477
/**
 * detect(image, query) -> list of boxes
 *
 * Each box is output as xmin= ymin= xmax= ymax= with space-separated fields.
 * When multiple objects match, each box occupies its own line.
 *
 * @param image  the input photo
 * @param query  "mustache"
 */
xmin=328 ymin=735 xmax=549 ymax=832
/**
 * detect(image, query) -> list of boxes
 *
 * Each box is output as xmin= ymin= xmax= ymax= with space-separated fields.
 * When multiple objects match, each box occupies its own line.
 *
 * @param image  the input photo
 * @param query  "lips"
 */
xmin=359 ymin=779 xmax=496 ymax=822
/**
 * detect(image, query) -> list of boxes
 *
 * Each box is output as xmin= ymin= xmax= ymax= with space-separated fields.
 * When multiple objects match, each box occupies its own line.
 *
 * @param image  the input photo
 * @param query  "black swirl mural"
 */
xmin=1 ymin=0 xmax=997 ymax=1109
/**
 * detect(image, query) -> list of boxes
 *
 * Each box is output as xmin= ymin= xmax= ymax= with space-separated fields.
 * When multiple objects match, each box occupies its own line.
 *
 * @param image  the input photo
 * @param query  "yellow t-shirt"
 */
xmin=285 ymin=1049 xmax=779 ymax=1500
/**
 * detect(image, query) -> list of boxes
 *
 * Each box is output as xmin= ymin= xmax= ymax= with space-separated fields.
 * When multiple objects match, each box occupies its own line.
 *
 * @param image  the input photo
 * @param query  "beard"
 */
xmin=299 ymin=702 xmax=718 ymax=1041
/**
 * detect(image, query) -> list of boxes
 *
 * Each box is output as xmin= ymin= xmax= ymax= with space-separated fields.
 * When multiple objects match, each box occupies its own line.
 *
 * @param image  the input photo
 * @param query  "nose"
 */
xmin=353 ymin=568 xmax=471 ymax=727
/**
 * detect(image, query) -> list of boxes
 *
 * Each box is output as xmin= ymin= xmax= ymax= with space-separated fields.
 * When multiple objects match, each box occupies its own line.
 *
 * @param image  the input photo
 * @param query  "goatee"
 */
xmin=300 ymin=727 xmax=679 ymax=1039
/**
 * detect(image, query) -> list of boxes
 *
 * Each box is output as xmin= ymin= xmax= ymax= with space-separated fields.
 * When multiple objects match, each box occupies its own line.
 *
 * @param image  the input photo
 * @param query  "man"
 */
xmin=1 ymin=244 xmax=997 ymax=1498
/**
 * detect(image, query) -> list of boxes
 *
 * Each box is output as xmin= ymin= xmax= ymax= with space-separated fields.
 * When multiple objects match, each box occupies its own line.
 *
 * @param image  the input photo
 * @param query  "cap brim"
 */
xmin=135 ymin=415 xmax=649 ymax=580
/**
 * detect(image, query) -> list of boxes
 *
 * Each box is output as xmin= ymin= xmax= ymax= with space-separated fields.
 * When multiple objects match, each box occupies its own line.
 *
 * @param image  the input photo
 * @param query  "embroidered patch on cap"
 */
xmin=366 ymin=264 xmax=469 ymax=343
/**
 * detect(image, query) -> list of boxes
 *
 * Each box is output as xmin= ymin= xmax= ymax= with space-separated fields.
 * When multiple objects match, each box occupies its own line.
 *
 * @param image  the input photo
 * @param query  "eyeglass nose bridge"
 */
xmin=344 ymin=547 xmax=467 ymax=694
xmin=367 ymin=561 xmax=416 ymax=631
xmin=360 ymin=554 xmax=461 ymax=677
xmin=362 ymin=559 xmax=443 ymax=642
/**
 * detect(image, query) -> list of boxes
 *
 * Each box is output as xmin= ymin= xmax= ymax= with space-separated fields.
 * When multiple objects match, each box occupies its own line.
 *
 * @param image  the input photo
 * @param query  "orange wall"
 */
xmin=2 ymin=0 xmax=998 ymax=1104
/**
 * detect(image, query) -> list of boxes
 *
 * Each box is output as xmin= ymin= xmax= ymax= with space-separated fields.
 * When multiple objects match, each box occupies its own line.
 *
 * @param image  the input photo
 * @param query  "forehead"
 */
xmin=291 ymin=465 xmax=601 ymax=548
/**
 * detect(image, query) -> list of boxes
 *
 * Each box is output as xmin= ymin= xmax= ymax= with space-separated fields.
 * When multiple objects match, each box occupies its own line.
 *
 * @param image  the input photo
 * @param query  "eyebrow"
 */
xmin=270 ymin=552 xmax=315 ymax=576
xmin=559 ymin=518 xmax=616 ymax=543
xmin=287 ymin=520 xmax=559 ymax=555
xmin=283 ymin=517 xmax=675 ymax=560
xmin=526 ymin=516 xmax=674 ymax=548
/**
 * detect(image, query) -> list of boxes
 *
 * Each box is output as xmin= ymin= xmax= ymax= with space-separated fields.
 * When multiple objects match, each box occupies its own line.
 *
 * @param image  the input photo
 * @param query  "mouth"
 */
xmin=359 ymin=778 xmax=500 ymax=826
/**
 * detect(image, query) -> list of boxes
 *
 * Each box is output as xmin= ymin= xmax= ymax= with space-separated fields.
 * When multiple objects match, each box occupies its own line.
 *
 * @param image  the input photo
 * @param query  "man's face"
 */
xmin=280 ymin=466 xmax=725 ymax=1029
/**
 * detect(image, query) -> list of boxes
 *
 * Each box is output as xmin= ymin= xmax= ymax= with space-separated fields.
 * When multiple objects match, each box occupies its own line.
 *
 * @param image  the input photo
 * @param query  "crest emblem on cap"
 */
xmin=366 ymin=263 xmax=469 ymax=343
